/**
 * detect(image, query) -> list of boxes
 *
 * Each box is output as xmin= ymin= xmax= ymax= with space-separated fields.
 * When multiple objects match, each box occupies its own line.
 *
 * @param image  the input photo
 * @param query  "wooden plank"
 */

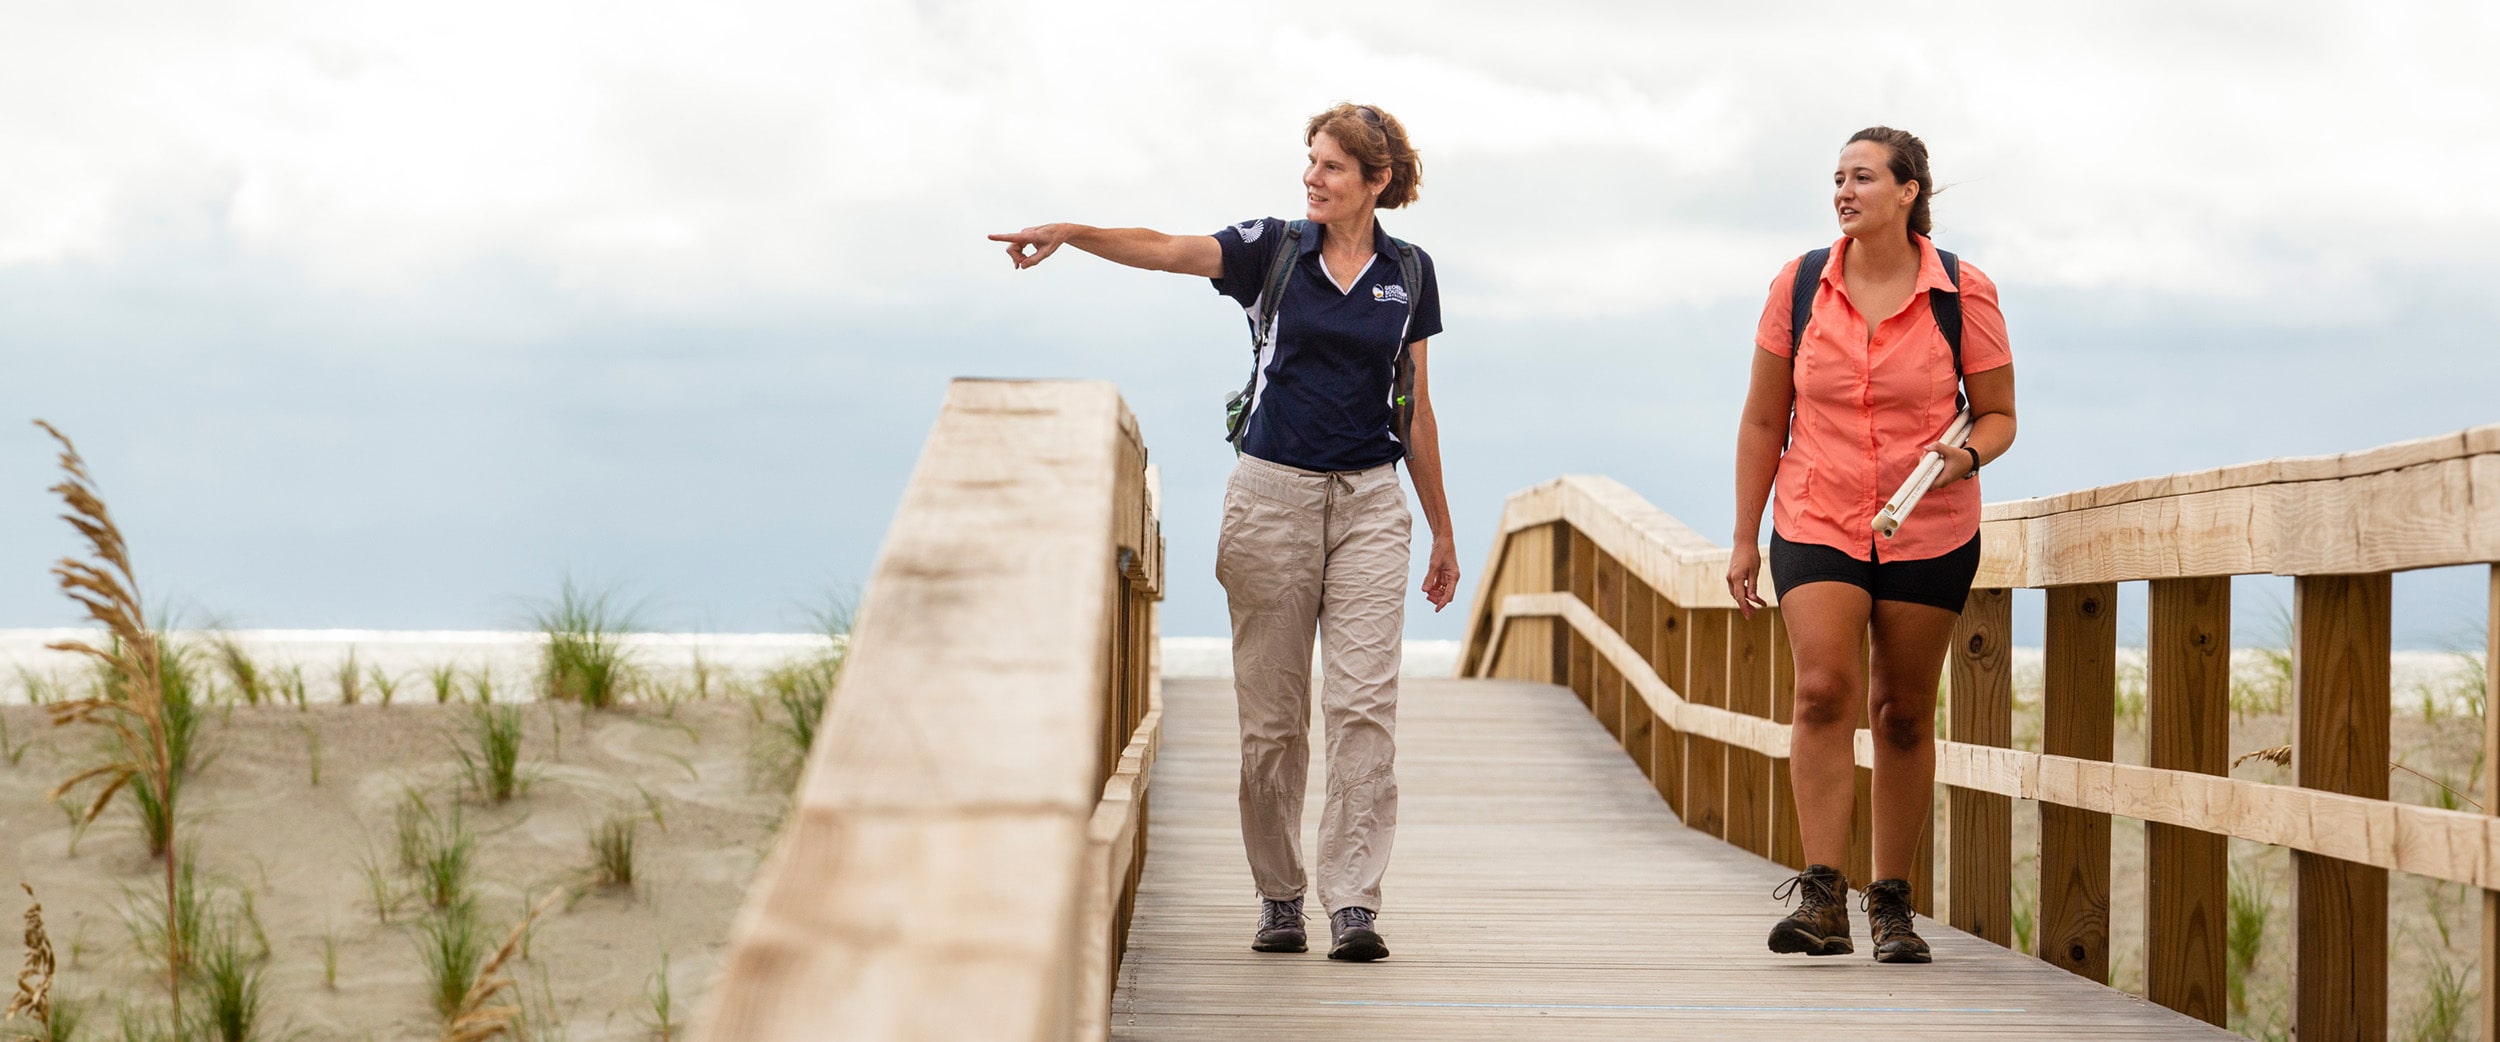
xmin=2293 ymin=573 xmax=2390 ymax=1042
xmin=1850 ymin=629 xmax=1874 ymax=889
xmin=696 ymin=379 xmax=1137 ymax=1042
xmin=2038 ymin=584 xmax=2115 ymax=983
xmin=1726 ymin=610 xmax=1775 ymax=858
xmin=1948 ymin=589 xmax=2014 ymax=947
xmin=1114 ymin=678 xmax=2245 ymax=1041
xmin=1685 ymin=609 xmax=1730 ymax=838
xmin=1623 ymin=581 xmax=1657 ymax=775
xmin=1769 ymin=609 xmax=1804 ymax=871
xmin=2145 ymin=576 xmax=2229 ymax=1027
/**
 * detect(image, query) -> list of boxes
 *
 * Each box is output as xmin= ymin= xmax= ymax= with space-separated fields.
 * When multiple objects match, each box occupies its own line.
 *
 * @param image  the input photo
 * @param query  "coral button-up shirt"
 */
xmin=1754 ymin=235 xmax=2012 ymax=563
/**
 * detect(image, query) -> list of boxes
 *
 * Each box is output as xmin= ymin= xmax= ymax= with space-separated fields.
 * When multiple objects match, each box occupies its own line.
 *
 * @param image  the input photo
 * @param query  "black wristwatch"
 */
xmin=1962 ymin=446 xmax=1982 ymax=478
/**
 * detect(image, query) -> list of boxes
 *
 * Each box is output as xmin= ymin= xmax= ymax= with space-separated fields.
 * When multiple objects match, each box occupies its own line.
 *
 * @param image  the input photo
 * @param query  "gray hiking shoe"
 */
xmin=1251 ymin=897 xmax=1306 ymax=953
xmin=1327 ymin=907 xmax=1388 ymax=962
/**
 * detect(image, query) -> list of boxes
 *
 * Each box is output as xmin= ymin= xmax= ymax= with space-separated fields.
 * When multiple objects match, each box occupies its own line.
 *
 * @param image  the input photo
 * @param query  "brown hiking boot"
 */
xmin=1863 ymin=879 xmax=1932 ymax=964
xmin=1768 ymin=864 xmax=1853 ymax=956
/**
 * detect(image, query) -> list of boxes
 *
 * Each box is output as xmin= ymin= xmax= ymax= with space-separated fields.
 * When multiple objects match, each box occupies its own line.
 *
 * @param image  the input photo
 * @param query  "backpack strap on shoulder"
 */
xmin=1932 ymin=249 xmax=1964 ymax=410
xmin=1227 ymin=220 xmax=1306 ymax=447
xmin=1789 ymin=248 xmax=1830 ymax=353
xmin=1389 ymin=238 xmax=1423 ymax=456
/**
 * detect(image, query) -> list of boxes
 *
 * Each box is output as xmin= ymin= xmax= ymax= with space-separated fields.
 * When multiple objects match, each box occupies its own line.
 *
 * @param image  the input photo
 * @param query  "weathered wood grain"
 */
xmin=2145 ymin=577 xmax=2228 ymax=1027
xmin=2293 ymin=573 xmax=2390 ymax=1042
xmin=2038 ymin=584 xmax=2115 ymax=983
xmin=1948 ymin=590 xmax=2013 ymax=947
xmin=1110 ymin=678 xmax=2242 ymax=1041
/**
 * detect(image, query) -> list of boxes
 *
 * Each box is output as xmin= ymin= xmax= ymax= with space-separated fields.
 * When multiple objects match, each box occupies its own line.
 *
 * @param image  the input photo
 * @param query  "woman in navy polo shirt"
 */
xmin=990 ymin=102 xmax=1453 ymax=964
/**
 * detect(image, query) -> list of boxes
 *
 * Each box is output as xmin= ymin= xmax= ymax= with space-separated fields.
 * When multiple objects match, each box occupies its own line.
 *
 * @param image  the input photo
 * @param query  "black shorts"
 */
xmin=1768 ymin=529 xmax=1982 ymax=613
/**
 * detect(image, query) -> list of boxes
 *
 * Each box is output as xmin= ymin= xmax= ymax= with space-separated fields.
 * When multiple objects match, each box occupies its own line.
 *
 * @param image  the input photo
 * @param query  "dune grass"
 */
xmin=453 ymin=704 xmax=526 ymax=805
xmin=334 ymin=647 xmax=363 ymax=707
xmin=642 ymin=954 xmax=677 ymax=1040
xmin=427 ymin=663 xmax=460 ymax=706
xmin=33 ymin=420 xmax=188 ymax=1030
xmin=588 ymin=813 xmax=638 ymax=890
xmin=426 ymin=894 xmax=555 ymax=1037
xmin=535 ymin=582 xmax=639 ymax=709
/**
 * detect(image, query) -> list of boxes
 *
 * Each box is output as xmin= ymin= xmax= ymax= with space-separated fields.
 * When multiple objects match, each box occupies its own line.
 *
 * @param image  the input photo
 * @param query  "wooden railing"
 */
xmin=1459 ymin=425 xmax=2500 ymax=1040
xmin=692 ymin=379 xmax=1165 ymax=1042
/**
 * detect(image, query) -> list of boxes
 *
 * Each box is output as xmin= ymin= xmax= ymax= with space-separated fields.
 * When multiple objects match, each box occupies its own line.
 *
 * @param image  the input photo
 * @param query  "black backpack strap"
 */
xmin=1390 ymin=238 xmax=1423 ymax=455
xmin=1932 ymin=249 xmax=1964 ymax=410
xmin=1226 ymin=220 xmax=1306 ymax=446
xmin=1789 ymin=248 xmax=1830 ymax=353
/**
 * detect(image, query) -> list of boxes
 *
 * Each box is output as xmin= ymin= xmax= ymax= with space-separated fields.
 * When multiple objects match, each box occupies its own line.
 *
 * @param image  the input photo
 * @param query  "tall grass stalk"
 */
xmin=32 ymin=421 xmax=185 ymax=1031
xmin=454 ymin=704 xmax=525 ymax=805
xmin=334 ymin=647 xmax=363 ymax=707
xmin=7 ymin=884 xmax=56 ymax=1035
xmin=534 ymin=582 xmax=638 ymax=709
xmin=435 ymin=893 xmax=557 ymax=1040
xmin=2226 ymin=863 xmax=2271 ymax=1018
xmin=428 ymin=663 xmax=459 ymax=706
xmin=642 ymin=954 xmax=676 ymax=1040
xmin=589 ymin=814 xmax=637 ymax=889
xmin=369 ymin=666 xmax=400 ymax=709
xmin=210 ymin=639 xmax=264 ymax=708
xmin=189 ymin=918 xmax=266 ymax=1042
xmin=414 ymin=905 xmax=488 ymax=1022
xmin=2407 ymin=953 xmax=2473 ymax=1042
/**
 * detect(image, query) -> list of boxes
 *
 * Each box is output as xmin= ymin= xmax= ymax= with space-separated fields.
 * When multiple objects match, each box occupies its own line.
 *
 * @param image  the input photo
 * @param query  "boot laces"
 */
xmin=1862 ymin=882 xmax=1916 ymax=938
xmin=1772 ymin=870 xmax=1841 ymax=918
xmin=1333 ymin=907 xmax=1376 ymax=934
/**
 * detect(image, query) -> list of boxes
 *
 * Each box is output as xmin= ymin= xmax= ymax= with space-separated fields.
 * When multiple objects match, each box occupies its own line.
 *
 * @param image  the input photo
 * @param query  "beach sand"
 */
xmin=1 ymin=698 xmax=788 ymax=1040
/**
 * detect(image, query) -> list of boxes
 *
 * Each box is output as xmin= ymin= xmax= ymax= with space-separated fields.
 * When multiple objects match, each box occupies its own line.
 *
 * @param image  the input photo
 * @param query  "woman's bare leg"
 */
xmin=1866 ymin=598 xmax=1960 ymax=881
xmin=1780 ymin=582 xmax=1875 ymax=871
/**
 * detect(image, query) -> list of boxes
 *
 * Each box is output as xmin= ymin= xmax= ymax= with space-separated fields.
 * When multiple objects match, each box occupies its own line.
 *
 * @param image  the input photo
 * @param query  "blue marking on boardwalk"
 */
xmin=1321 ymin=1000 xmax=2029 ymax=1014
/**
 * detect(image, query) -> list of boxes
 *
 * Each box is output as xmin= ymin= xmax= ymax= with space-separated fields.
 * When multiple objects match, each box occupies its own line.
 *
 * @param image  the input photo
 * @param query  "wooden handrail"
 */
xmin=692 ymin=379 xmax=1164 ymax=1042
xmin=1459 ymin=422 xmax=2500 ymax=1040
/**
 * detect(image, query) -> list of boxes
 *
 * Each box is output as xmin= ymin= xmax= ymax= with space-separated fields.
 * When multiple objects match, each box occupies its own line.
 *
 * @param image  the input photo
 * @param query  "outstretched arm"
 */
xmin=988 ymin=224 xmax=1223 ymax=278
xmin=1404 ymin=340 xmax=1460 ymax=611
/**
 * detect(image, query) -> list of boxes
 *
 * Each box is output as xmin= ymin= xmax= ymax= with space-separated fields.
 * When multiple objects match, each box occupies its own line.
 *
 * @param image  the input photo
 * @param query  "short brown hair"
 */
xmin=1846 ymin=126 xmax=1937 ymax=241
xmin=1305 ymin=103 xmax=1422 ymax=209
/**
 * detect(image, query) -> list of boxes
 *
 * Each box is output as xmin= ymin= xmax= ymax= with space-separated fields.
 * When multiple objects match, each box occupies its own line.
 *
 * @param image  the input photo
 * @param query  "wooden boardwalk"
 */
xmin=1111 ymin=676 xmax=2237 ymax=1041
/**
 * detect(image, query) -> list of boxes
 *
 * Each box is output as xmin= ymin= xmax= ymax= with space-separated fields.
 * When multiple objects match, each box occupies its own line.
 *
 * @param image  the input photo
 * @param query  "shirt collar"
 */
xmin=1299 ymin=218 xmax=1396 ymax=260
xmin=1822 ymin=233 xmax=1955 ymax=294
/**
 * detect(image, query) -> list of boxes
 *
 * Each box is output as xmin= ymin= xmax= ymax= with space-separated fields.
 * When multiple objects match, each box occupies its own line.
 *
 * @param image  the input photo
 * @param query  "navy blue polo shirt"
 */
xmin=1211 ymin=216 xmax=1443 ymax=472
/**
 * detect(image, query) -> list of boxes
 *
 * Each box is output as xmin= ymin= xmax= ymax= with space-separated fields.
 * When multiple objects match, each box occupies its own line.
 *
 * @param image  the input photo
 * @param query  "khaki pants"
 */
xmin=1215 ymin=454 xmax=1408 ymax=915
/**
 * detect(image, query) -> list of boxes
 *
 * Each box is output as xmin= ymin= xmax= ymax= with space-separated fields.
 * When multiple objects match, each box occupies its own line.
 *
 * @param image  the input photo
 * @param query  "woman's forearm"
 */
xmin=1064 ymin=226 xmax=1217 ymax=276
xmin=1408 ymin=402 xmax=1455 ymax=542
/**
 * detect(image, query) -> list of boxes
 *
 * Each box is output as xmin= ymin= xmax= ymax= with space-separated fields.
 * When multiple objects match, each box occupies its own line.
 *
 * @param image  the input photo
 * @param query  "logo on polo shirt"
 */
xmin=1234 ymin=220 xmax=1264 ymax=243
xmin=1372 ymin=283 xmax=1409 ymax=304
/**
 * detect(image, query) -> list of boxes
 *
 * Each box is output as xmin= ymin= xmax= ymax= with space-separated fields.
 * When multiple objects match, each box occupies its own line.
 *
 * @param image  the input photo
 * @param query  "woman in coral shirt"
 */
xmin=1727 ymin=127 xmax=2017 ymax=964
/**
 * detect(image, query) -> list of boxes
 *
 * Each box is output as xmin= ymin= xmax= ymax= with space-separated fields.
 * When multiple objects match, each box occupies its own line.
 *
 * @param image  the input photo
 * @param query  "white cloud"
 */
xmin=3 ymin=0 xmax=2495 ymax=321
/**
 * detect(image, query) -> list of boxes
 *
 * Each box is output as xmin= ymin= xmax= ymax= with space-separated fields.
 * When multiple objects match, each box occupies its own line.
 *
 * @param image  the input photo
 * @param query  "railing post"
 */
xmin=1652 ymin=603 xmax=1689 ymax=817
xmin=1567 ymin=530 xmax=1596 ymax=706
xmin=2294 ymin=573 xmax=2391 ymax=1042
xmin=2481 ymin=564 xmax=2499 ymax=1042
xmin=1686 ymin=608 xmax=1731 ymax=837
xmin=1624 ymin=580 xmax=1658 ymax=776
xmin=1849 ymin=628 xmax=1875 ymax=892
xmin=1769 ymin=609 xmax=1805 ymax=870
xmin=1727 ymin=610 xmax=1776 ymax=858
xmin=1594 ymin=551 xmax=1625 ymax=740
xmin=2040 ymin=583 xmax=2116 ymax=982
xmin=1948 ymin=588 xmax=2013 ymax=946
xmin=2146 ymin=576 xmax=2229 ymax=1027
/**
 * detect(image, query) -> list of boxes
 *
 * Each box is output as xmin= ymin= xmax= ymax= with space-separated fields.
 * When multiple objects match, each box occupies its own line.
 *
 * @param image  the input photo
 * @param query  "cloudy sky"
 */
xmin=3 ymin=0 xmax=2494 ymax=646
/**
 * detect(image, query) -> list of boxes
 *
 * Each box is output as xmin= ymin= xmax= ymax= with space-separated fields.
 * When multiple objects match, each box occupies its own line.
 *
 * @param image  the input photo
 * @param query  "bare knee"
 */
xmin=1792 ymin=668 xmax=1859 ymax=729
xmin=1870 ymin=698 xmax=1931 ymax=751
